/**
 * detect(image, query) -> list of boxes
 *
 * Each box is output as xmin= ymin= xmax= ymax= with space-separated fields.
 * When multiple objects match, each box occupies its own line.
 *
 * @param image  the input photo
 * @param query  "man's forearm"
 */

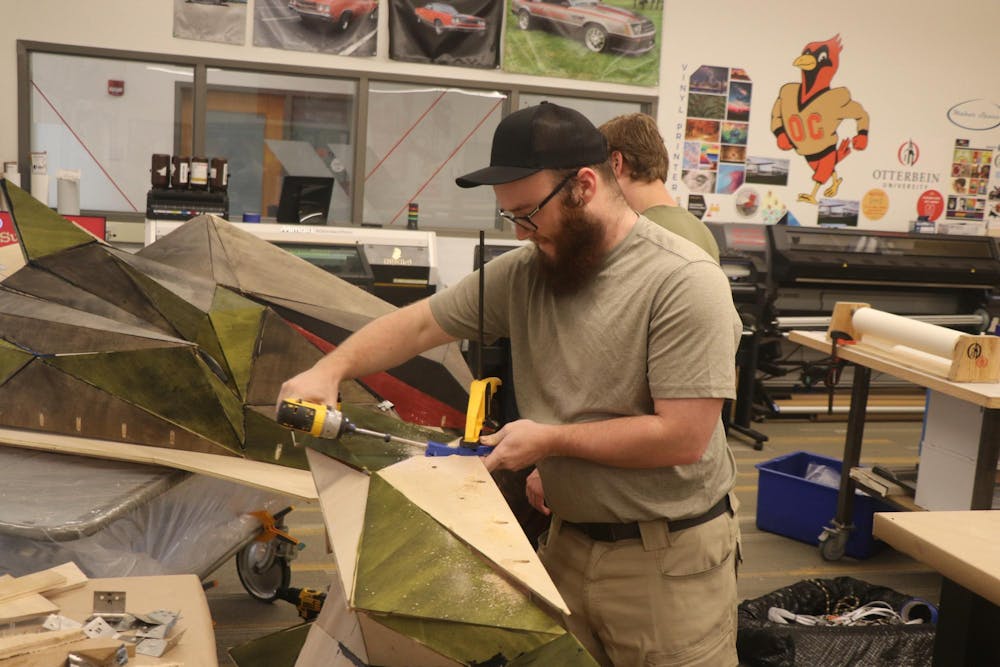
xmin=548 ymin=398 xmax=723 ymax=468
xmin=482 ymin=397 xmax=723 ymax=472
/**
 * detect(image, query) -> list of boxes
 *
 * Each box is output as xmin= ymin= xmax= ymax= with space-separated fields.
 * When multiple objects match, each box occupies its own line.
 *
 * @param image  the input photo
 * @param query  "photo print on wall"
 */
xmin=390 ymin=0 xmax=501 ymax=68
xmin=503 ymin=0 xmax=661 ymax=86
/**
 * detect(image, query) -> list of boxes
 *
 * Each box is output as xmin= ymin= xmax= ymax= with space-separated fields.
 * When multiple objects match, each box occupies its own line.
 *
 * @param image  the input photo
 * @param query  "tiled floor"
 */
xmin=205 ymin=416 xmax=941 ymax=665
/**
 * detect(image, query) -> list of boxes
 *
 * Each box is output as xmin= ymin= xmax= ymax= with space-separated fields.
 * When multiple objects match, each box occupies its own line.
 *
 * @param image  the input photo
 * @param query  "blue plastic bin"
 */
xmin=755 ymin=451 xmax=894 ymax=559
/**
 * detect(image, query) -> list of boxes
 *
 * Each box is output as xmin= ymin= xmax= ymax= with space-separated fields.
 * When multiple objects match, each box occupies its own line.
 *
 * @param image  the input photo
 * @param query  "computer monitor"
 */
xmin=275 ymin=175 xmax=334 ymax=224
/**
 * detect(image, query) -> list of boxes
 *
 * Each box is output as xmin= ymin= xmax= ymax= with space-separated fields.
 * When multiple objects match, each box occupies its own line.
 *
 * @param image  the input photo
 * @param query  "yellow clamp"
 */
xmin=464 ymin=376 xmax=502 ymax=444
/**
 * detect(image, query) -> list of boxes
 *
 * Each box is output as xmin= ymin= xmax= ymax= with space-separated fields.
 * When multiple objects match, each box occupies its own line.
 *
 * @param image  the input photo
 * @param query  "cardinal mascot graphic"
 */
xmin=771 ymin=35 xmax=870 ymax=204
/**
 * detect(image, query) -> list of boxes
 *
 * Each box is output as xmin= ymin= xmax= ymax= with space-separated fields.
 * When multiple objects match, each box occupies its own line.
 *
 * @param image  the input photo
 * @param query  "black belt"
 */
xmin=563 ymin=495 xmax=731 ymax=542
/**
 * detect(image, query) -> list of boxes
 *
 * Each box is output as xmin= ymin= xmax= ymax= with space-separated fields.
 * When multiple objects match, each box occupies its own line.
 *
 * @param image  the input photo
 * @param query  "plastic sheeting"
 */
xmin=0 ymin=447 xmax=284 ymax=578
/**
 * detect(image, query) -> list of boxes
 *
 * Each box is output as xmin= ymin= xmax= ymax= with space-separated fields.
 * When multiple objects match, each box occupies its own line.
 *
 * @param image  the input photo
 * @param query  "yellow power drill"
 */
xmin=276 ymin=398 xmax=429 ymax=449
xmin=276 ymin=586 xmax=326 ymax=621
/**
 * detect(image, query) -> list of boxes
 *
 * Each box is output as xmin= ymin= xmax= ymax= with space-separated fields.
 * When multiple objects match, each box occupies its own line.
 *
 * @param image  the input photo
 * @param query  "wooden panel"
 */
xmin=0 ymin=428 xmax=317 ymax=501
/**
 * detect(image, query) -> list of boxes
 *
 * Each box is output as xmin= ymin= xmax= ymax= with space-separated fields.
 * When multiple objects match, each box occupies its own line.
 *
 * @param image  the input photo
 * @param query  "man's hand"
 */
xmin=479 ymin=419 xmax=553 ymax=473
xmin=275 ymin=369 xmax=341 ymax=418
xmin=525 ymin=468 xmax=550 ymax=516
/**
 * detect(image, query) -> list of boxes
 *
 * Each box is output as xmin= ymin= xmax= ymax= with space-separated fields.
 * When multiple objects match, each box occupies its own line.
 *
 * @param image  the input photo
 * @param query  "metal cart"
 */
xmin=0 ymin=446 xmax=301 ymax=602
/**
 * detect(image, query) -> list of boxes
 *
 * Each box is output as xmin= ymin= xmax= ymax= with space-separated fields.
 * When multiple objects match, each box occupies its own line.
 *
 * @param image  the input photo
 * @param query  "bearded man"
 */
xmin=277 ymin=102 xmax=743 ymax=667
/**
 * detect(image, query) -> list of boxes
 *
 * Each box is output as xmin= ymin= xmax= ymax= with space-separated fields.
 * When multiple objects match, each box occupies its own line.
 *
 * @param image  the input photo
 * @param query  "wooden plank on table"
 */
xmin=0 ymin=427 xmax=317 ymax=501
xmin=0 ymin=594 xmax=58 ymax=625
xmin=43 ymin=563 xmax=87 ymax=596
xmin=0 ymin=637 xmax=126 ymax=667
xmin=0 ymin=628 xmax=84 ymax=660
xmin=0 ymin=563 xmax=87 ymax=610
xmin=0 ymin=572 xmax=65 ymax=605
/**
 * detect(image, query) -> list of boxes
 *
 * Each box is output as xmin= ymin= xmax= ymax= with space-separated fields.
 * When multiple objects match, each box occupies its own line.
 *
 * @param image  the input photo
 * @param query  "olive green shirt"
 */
xmin=643 ymin=204 xmax=720 ymax=263
xmin=429 ymin=215 xmax=740 ymax=522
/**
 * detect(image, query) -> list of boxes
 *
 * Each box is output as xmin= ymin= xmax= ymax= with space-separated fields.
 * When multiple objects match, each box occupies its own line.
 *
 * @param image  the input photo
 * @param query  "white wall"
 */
xmin=660 ymin=1 xmax=1000 ymax=231
xmin=5 ymin=0 xmax=1000 ymax=237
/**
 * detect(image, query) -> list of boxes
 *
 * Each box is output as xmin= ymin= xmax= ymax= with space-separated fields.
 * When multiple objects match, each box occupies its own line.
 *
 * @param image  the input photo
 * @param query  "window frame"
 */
xmin=17 ymin=39 xmax=655 ymax=235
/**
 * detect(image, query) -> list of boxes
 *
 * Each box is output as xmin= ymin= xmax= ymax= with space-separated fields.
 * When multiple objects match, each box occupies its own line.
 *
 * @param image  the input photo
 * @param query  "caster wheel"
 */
xmin=818 ymin=530 xmax=848 ymax=561
xmin=235 ymin=541 xmax=291 ymax=602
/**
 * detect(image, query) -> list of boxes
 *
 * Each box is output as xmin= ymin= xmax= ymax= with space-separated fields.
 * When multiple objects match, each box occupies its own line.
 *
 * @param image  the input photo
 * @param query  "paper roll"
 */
xmin=853 ymin=306 xmax=960 ymax=359
xmin=30 ymin=173 xmax=49 ymax=206
xmin=57 ymin=169 xmax=81 ymax=216
xmin=861 ymin=335 xmax=953 ymax=378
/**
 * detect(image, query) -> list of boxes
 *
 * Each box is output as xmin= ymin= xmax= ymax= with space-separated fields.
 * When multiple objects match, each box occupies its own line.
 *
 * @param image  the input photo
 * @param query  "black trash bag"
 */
xmin=737 ymin=576 xmax=935 ymax=667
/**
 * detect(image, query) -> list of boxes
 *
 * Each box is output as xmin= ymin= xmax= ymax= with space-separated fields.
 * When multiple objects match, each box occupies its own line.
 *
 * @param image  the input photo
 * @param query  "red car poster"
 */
xmin=389 ymin=0 xmax=501 ymax=68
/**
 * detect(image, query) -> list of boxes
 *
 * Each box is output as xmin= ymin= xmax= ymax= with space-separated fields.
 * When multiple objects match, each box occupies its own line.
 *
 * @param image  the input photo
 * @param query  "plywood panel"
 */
xmin=0 ymin=428 xmax=317 ymax=501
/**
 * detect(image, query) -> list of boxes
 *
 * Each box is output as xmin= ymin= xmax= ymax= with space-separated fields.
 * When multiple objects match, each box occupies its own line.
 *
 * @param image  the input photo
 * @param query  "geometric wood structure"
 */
xmin=296 ymin=445 xmax=596 ymax=667
xmin=0 ymin=181 xmax=472 ymax=474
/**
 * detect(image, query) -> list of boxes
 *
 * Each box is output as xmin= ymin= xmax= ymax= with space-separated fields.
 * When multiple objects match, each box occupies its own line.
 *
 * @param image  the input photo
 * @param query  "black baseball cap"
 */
xmin=456 ymin=102 xmax=609 ymax=188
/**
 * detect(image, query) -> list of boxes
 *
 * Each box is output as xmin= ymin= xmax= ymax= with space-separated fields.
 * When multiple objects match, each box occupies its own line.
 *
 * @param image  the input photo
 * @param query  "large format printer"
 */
xmin=708 ymin=222 xmax=1000 ymax=437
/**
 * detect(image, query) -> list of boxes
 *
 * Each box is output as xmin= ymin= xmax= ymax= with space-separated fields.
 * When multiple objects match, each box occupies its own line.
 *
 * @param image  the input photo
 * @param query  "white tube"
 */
xmin=853 ymin=307 xmax=960 ymax=359
xmin=861 ymin=335 xmax=953 ymax=378
xmin=30 ymin=173 xmax=49 ymax=206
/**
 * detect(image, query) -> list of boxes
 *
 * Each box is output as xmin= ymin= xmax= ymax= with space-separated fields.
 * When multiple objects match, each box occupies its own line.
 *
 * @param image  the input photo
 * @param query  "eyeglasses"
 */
xmin=497 ymin=174 xmax=574 ymax=232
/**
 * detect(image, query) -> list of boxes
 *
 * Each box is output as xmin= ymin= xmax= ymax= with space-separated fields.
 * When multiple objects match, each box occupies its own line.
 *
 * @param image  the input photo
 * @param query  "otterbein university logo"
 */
xmin=898 ymin=140 xmax=920 ymax=167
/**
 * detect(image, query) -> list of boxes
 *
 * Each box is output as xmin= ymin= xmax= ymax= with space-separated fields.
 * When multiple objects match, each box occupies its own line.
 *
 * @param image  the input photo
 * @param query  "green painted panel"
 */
xmin=209 ymin=286 xmax=264 ymax=401
xmin=372 ymin=614 xmax=566 ymax=666
xmin=47 ymin=346 xmax=243 ymax=452
xmin=116 ymin=260 xmax=232 ymax=387
xmin=228 ymin=622 xmax=310 ymax=667
xmin=0 ymin=341 xmax=32 ymax=385
xmin=243 ymin=408 xmax=309 ymax=470
xmin=508 ymin=631 xmax=601 ymax=666
xmin=355 ymin=477 xmax=561 ymax=633
xmin=6 ymin=183 xmax=94 ymax=259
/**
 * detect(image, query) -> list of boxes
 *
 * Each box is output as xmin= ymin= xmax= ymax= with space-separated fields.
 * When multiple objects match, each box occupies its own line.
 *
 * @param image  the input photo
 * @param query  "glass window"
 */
xmin=30 ymin=53 xmax=194 ymax=213
xmin=363 ymin=82 xmax=505 ymax=231
xmin=519 ymin=93 xmax=645 ymax=127
xmin=201 ymin=69 xmax=358 ymax=223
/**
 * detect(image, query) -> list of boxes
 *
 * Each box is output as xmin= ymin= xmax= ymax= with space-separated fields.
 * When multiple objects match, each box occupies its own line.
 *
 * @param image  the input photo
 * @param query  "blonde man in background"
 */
xmin=600 ymin=113 xmax=720 ymax=262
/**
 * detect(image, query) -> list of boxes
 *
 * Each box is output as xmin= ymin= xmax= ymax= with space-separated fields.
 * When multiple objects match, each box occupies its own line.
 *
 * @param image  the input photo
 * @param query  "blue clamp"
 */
xmin=425 ymin=440 xmax=493 ymax=457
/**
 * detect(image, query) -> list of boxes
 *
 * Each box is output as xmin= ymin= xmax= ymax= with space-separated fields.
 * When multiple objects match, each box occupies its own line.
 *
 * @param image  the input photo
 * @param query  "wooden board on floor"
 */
xmin=0 ymin=427 xmax=317 ymax=501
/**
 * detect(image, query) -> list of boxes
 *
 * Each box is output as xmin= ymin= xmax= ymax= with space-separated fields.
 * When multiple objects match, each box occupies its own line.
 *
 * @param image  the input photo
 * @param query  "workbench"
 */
xmin=786 ymin=330 xmax=1000 ymax=561
xmin=46 ymin=574 xmax=219 ymax=666
xmin=874 ymin=511 xmax=1000 ymax=666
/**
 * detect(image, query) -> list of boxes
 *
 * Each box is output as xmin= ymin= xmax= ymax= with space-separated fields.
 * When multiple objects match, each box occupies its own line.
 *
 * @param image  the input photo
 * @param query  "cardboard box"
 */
xmin=756 ymin=451 xmax=894 ymax=559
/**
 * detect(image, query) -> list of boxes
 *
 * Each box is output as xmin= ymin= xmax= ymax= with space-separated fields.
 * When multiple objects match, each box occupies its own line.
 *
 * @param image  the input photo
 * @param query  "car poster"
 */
xmin=173 ymin=0 xmax=247 ymax=45
xmin=502 ymin=0 xmax=660 ymax=86
xmin=253 ymin=0 xmax=378 ymax=57
xmin=390 ymin=0 xmax=501 ymax=68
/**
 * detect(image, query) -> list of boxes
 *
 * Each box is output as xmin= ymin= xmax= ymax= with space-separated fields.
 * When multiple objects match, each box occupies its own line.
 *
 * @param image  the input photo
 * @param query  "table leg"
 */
xmin=970 ymin=408 xmax=1000 ymax=510
xmin=819 ymin=364 xmax=871 ymax=561
xmin=933 ymin=577 xmax=1000 ymax=666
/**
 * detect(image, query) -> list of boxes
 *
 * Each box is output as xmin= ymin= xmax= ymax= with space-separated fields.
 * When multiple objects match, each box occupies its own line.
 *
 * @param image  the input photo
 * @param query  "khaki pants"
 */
xmin=538 ymin=500 xmax=740 ymax=667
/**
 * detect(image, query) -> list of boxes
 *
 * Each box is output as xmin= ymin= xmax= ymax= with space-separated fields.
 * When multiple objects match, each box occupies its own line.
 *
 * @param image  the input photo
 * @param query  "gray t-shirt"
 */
xmin=430 ymin=215 xmax=741 ymax=522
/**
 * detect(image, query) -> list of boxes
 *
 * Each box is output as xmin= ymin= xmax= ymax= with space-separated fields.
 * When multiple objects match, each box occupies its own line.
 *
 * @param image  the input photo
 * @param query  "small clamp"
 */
xmin=249 ymin=508 xmax=302 ymax=548
xmin=825 ymin=331 xmax=855 ymax=415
